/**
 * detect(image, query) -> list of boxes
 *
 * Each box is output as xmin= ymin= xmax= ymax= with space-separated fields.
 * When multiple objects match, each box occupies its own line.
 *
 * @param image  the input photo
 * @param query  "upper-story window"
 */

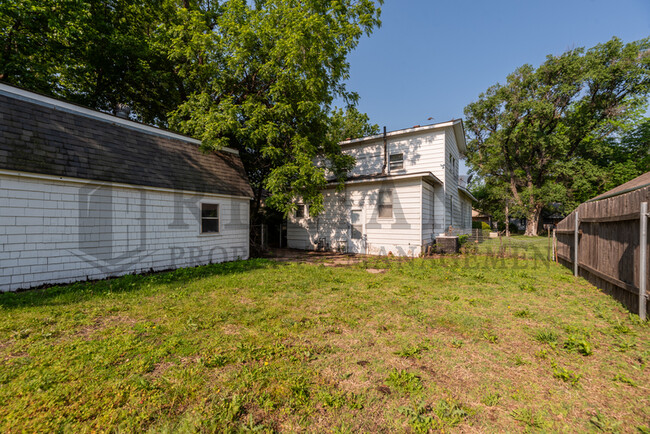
xmin=389 ymin=153 xmax=404 ymax=171
xmin=201 ymin=203 xmax=220 ymax=233
xmin=378 ymin=190 xmax=393 ymax=218
xmin=295 ymin=204 xmax=306 ymax=218
xmin=449 ymin=153 xmax=458 ymax=176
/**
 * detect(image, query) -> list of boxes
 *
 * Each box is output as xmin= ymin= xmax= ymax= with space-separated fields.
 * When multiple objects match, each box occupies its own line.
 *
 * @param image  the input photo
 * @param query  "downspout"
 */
xmin=382 ymin=126 xmax=387 ymax=174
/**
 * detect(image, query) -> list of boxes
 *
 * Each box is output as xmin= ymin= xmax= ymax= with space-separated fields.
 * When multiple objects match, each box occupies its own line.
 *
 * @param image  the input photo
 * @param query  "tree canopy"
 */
xmin=1 ymin=0 xmax=382 ymax=218
xmin=465 ymin=37 xmax=650 ymax=235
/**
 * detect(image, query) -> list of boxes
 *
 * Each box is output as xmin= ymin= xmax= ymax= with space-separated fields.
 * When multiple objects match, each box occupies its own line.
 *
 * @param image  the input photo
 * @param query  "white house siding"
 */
xmin=421 ymin=180 xmax=445 ymax=248
xmin=0 ymin=172 xmax=250 ymax=292
xmin=341 ymin=130 xmax=447 ymax=180
xmin=443 ymin=128 xmax=471 ymax=235
xmin=459 ymin=192 xmax=473 ymax=231
xmin=287 ymin=178 xmax=424 ymax=256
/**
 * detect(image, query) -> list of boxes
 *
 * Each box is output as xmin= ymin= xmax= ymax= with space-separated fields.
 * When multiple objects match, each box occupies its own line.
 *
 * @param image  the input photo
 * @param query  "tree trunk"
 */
xmin=524 ymin=206 xmax=542 ymax=236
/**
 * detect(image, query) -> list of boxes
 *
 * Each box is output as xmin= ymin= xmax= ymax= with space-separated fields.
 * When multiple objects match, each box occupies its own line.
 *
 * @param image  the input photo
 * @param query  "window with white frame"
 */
xmin=378 ymin=190 xmax=393 ymax=218
xmin=389 ymin=153 xmax=404 ymax=171
xmin=201 ymin=203 xmax=220 ymax=233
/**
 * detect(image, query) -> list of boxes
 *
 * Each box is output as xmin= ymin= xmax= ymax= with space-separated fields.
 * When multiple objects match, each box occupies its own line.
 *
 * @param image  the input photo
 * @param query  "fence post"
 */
xmin=640 ymin=202 xmax=647 ymax=321
xmin=261 ymin=224 xmax=266 ymax=249
xmin=574 ymin=211 xmax=579 ymax=277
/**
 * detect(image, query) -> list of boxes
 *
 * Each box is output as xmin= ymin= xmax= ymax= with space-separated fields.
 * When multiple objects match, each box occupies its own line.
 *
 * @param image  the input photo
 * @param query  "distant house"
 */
xmin=0 ymin=84 xmax=253 ymax=292
xmin=287 ymin=121 xmax=475 ymax=256
xmin=472 ymin=209 xmax=492 ymax=228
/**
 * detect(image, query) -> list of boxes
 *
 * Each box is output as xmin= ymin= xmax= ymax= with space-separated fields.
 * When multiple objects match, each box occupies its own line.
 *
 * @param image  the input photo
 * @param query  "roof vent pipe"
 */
xmin=382 ymin=126 xmax=387 ymax=174
xmin=115 ymin=103 xmax=131 ymax=119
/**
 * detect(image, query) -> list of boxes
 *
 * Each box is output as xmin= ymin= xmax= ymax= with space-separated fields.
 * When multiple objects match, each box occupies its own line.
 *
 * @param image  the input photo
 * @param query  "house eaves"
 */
xmin=458 ymin=185 xmax=477 ymax=202
xmin=340 ymin=119 xmax=465 ymax=148
xmin=326 ymin=171 xmax=443 ymax=188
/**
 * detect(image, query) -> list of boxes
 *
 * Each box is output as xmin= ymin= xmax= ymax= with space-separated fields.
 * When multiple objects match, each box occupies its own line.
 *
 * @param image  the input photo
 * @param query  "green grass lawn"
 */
xmin=1 ymin=254 xmax=648 ymax=432
xmin=469 ymin=234 xmax=553 ymax=261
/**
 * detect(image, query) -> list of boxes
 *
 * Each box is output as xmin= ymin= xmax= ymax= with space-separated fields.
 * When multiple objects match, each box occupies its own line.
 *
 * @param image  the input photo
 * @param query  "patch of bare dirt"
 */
xmin=264 ymin=248 xmax=369 ymax=266
xmin=75 ymin=315 xmax=138 ymax=340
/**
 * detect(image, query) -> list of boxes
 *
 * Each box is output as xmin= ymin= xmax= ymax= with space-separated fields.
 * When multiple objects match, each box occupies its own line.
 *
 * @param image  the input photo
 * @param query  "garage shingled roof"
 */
xmin=0 ymin=84 xmax=253 ymax=198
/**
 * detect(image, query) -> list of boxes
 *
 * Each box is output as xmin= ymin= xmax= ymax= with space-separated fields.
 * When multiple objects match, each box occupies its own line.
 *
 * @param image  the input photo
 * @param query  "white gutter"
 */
xmin=0 ymin=169 xmax=253 ymax=200
xmin=458 ymin=185 xmax=477 ymax=202
xmin=327 ymin=171 xmax=443 ymax=187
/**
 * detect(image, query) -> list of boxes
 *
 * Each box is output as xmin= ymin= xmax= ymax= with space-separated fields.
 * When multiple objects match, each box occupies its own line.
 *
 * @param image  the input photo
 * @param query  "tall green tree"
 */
xmin=167 ymin=0 xmax=382 ymax=219
xmin=465 ymin=37 xmax=650 ymax=236
xmin=1 ymin=0 xmax=183 ymax=125
xmin=329 ymin=106 xmax=380 ymax=143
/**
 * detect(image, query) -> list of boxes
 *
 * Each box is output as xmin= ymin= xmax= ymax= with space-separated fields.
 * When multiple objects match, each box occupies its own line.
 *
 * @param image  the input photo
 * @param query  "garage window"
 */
xmin=201 ymin=203 xmax=220 ymax=233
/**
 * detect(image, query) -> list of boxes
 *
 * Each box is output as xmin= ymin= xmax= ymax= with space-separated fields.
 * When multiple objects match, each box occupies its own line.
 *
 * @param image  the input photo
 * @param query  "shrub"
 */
xmin=472 ymin=221 xmax=491 ymax=230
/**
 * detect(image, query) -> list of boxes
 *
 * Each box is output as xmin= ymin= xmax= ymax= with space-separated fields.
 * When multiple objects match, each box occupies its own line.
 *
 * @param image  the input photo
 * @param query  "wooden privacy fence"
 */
xmin=555 ymin=184 xmax=649 ymax=319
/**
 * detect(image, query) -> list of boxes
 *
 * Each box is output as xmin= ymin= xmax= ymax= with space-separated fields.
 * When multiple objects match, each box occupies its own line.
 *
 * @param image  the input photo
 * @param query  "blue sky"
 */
xmin=340 ymin=0 xmax=650 ymax=173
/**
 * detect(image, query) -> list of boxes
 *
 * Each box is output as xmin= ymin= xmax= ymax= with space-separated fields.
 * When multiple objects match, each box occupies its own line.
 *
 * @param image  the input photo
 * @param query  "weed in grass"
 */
xmin=404 ymin=307 xmax=427 ymax=322
xmin=399 ymin=399 xmax=471 ymax=432
xmin=563 ymin=335 xmax=593 ymax=356
xmin=481 ymin=392 xmax=500 ymax=407
xmin=611 ymin=323 xmax=634 ymax=335
xmin=434 ymin=399 xmax=471 ymax=427
xmin=563 ymin=325 xmax=592 ymax=338
xmin=443 ymin=294 xmax=460 ymax=302
xmin=511 ymin=408 xmax=544 ymax=428
xmin=289 ymin=376 xmax=311 ymax=408
xmin=514 ymin=355 xmax=529 ymax=366
xmin=514 ymin=308 xmax=531 ymax=318
xmin=346 ymin=393 xmax=364 ymax=410
xmin=535 ymin=348 xmax=549 ymax=359
xmin=320 ymin=390 xmax=347 ymax=409
xmin=399 ymin=402 xmax=436 ymax=432
xmin=212 ymin=394 xmax=245 ymax=426
xmin=535 ymin=329 xmax=558 ymax=346
xmin=628 ymin=313 xmax=646 ymax=326
xmin=589 ymin=411 xmax=622 ymax=432
xmin=612 ymin=373 xmax=637 ymax=387
xmin=483 ymin=332 xmax=498 ymax=344
xmin=204 ymin=353 xmax=229 ymax=368
xmin=552 ymin=364 xmax=581 ymax=387
xmin=395 ymin=343 xmax=429 ymax=359
xmin=451 ymin=339 xmax=464 ymax=348
xmin=638 ymin=425 xmax=650 ymax=434
xmin=614 ymin=338 xmax=636 ymax=352
xmin=386 ymin=369 xmax=423 ymax=394
xmin=519 ymin=283 xmax=537 ymax=292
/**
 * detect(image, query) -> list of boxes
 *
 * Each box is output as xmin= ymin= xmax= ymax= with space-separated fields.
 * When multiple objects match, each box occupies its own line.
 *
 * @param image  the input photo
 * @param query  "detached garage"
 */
xmin=0 ymin=83 xmax=253 ymax=292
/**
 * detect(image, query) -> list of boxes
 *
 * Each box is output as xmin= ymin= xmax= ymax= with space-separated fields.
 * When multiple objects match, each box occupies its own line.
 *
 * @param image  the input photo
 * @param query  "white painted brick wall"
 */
xmin=0 ymin=173 xmax=250 ymax=292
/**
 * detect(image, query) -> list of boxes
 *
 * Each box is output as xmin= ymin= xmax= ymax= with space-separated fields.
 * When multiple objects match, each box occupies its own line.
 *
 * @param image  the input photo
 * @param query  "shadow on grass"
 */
xmin=0 ymin=258 xmax=278 ymax=310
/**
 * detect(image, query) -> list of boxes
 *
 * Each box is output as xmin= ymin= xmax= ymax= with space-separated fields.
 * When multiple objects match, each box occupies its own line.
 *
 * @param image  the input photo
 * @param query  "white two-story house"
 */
xmin=286 ymin=120 xmax=475 ymax=256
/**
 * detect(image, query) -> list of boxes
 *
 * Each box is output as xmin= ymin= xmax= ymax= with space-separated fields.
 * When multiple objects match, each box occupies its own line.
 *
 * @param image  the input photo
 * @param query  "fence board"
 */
xmin=555 ymin=184 xmax=650 ymax=315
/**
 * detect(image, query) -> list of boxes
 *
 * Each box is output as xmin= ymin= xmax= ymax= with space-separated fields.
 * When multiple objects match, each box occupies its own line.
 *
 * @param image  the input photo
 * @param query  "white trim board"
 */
xmin=0 ymin=169 xmax=253 ymax=201
xmin=327 ymin=171 xmax=442 ymax=187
